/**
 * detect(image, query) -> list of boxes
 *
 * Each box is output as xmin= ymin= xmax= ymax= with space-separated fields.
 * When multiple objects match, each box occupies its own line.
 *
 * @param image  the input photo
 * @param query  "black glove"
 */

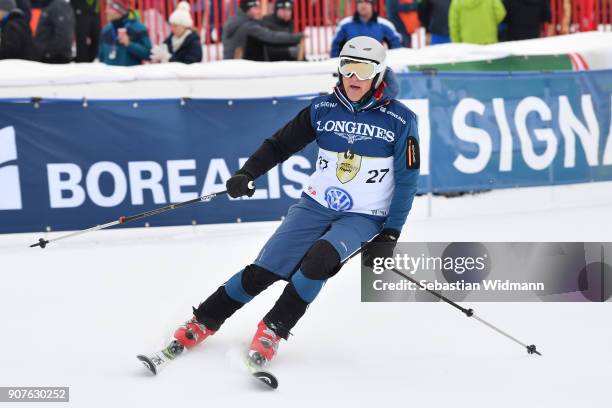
xmin=361 ymin=228 xmax=400 ymax=268
xmin=226 ymin=172 xmax=255 ymax=198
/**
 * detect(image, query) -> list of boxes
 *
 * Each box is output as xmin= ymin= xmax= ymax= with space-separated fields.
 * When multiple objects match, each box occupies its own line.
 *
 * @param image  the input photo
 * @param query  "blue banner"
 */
xmin=396 ymin=70 xmax=612 ymax=192
xmin=0 ymin=98 xmax=320 ymax=233
xmin=1 ymin=70 xmax=612 ymax=233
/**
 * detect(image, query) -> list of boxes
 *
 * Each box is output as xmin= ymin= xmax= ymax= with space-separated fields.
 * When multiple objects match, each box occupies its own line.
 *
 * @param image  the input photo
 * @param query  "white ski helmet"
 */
xmin=338 ymin=36 xmax=387 ymax=89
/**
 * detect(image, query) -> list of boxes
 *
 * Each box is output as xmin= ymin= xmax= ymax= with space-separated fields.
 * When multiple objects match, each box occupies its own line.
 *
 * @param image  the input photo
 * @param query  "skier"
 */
xmin=141 ymin=36 xmax=420 ymax=376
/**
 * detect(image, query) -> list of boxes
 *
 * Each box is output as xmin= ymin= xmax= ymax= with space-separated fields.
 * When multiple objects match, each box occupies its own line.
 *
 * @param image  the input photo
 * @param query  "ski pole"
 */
xmin=387 ymin=266 xmax=542 ymax=356
xmin=29 ymin=189 xmax=229 ymax=249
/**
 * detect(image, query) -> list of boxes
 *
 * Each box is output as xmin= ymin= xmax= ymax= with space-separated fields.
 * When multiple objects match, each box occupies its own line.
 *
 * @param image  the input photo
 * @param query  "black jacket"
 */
xmin=261 ymin=13 xmax=294 ymax=33
xmin=35 ymin=0 xmax=74 ymax=62
xmin=163 ymin=31 xmax=202 ymax=64
xmin=258 ymin=13 xmax=297 ymax=61
xmin=418 ymin=0 xmax=451 ymax=36
xmin=0 ymin=9 xmax=39 ymax=60
xmin=504 ymin=0 xmax=551 ymax=41
xmin=221 ymin=9 xmax=301 ymax=59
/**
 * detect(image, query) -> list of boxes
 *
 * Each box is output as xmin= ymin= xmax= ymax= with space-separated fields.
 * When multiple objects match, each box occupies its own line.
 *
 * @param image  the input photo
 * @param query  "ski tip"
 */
xmin=252 ymin=371 xmax=279 ymax=389
xmin=137 ymin=355 xmax=158 ymax=375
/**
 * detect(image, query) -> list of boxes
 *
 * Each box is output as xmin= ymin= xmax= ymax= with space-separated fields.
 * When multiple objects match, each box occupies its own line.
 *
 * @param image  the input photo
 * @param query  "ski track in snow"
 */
xmin=0 ymin=183 xmax=611 ymax=407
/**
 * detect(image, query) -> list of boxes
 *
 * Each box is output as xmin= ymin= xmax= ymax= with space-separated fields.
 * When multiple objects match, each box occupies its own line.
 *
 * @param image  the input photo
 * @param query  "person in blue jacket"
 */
xmin=330 ymin=0 xmax=403 ymax=57
xmin=98 ymin=0 xmax=151 ymax=66
xmin=141 ymin=36 xmax=420 ymax=373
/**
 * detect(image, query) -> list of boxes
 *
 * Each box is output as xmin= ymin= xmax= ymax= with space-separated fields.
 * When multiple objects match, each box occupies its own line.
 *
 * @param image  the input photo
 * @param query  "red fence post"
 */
xmin=315 ymin=0 xmax=322 ymax=58
xmin=212 ymin=0 xmax=220 ymax=59
xmin=323 ymin=0 xmax=330 ymax=56
xmin=204 ymin=0 xmax=210 ymax=61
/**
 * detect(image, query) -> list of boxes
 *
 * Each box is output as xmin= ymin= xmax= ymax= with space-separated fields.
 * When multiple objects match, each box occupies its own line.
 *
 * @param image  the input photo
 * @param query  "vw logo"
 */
xmin=325 ymin=187 xmax=353 ymax=211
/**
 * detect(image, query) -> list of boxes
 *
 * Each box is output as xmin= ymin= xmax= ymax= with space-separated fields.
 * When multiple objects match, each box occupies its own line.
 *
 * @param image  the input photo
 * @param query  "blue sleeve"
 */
xmin=383 ymin=23 xmax=403 ymax=49
xmin=330 ymin=25 xmax=347 ymax=58
xmin=384 ymin=113 xmax=420 ymax=232
xmin=126 ymin=24 xmax=152 ymax=61
xmin=98 ymin=27 xmax=107 ymax=62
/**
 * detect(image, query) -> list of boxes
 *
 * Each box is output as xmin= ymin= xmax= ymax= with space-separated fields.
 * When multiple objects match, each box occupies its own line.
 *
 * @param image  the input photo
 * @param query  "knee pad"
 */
xmin=300 ymin=240 xmax=341 ymax=281
xmin=225 ymin=264 xmax=280 ymax=304
xmin=241 ymin=264 xmax=280 ymax=296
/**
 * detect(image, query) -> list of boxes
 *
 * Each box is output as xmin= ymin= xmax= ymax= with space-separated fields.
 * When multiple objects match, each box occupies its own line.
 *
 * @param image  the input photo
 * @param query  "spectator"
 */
xmin=262 ymin=0 xmax=294 ymax=32
xmin=449 ymin=0 xmax=506 ymax=44
xmin=418 ymin=0 xmax=451 ymax=44
xmin=259 ymin=0 xmax=301 ymax=61
xmin=98 ymin=0 xmax=151 ymax=66
xmin=16 ymin=0 xmax=31 ymax=23
xmin=222 ymin=0 xmax=302 ymax=60
xmin=397 ymin=0 xmax=421 ymax=45
xmin=0 ymin=0 xmax=38 ymax=59
xmin=71 ymin=0 xmax=100 ymax=62
xmin=35 ymin=0 xmax=74 ymax=63
xmin=385 ymin=0 xmax=410 ymax=46
xmin=503 ymin=0 xmax=551 ymax=41
xmin=330 ymin=0 xmax=402 ymax=57
xmin=150 ymin=1 xmax=202 ymax=64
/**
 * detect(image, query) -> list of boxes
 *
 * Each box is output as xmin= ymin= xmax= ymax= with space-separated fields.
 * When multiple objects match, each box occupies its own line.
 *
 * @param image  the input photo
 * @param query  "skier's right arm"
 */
xmin=226 ymin=106 xmax=316 ymax=198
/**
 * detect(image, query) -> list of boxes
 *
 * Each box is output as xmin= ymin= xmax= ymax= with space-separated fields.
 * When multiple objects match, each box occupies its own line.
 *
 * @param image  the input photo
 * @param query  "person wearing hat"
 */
xmin=98 ymin=0 xmax=151 ymax=66
xmin=330 ymin=0 xmax=402 ymax=57
xmin=140 ymin=36 xmax=420 ymax=373
xmin=35 ymin=0 xmax=74 ymax=63
xmin=257 ymin=0 xmax=302 ymax=61
xmin=150 ymin=1 xmax=202 ymax=64
xmin=0 ymin=0 xmax=38 ymax=60
xmin=222 ymin=0 xmax=302 ymax=60
xmin=262 ymin=0 xmax=295 ymax=33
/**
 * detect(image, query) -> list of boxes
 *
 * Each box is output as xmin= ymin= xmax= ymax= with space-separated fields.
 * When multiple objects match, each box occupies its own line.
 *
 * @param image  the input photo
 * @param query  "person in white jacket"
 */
xmin=150 ymin=1 xmax=202 ymax=64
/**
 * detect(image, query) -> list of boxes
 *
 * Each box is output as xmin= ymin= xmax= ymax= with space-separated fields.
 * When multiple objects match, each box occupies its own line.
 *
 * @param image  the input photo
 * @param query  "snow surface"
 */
xmin=1 ymin=182 xmax=611 ymax=407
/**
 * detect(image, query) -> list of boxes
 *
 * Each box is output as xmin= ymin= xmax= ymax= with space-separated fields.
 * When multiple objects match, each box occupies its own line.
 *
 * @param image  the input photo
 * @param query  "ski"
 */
xmin=245 ymin=351 xmax=279 ymax=390
xmin=137 ymin=340 xmax=185 ymax=375
xmin=137 ymin=341 xmax=278 ymax=390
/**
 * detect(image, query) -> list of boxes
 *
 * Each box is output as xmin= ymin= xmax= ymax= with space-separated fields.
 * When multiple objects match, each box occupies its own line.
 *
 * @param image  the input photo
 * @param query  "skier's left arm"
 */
xmin=385 ymin=113 xmax=420 ymax=233
xmin=362 ymin=113 xmax=420 ymax=266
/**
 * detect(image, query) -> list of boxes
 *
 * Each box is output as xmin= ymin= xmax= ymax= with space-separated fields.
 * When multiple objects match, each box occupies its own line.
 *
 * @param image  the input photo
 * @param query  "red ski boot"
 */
xmin=174 ymin=316 xmax=215 ymax=349
xmin=248 ymin=320 xmax=282 ymax=366
xmin=136 ymin=317 xmax=215 ymax=375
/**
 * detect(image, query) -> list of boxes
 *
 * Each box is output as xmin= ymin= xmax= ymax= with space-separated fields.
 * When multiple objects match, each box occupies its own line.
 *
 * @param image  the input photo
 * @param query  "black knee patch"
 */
xmin=300 ymin=240 xmax=341 ymax=281
xmin=241 ymin=264 xmax=280 ymax=296
xmin=193 ymin=265 xmax=280 ymax=332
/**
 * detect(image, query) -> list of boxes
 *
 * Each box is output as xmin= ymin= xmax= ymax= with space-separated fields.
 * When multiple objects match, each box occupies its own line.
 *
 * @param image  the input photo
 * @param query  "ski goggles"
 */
xmin=338 ymin=57 xmax=379 ymax=81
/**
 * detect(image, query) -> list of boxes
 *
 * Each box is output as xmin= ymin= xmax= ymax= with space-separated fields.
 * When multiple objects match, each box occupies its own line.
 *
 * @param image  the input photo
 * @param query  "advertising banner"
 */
xmin=1 ymin=70 xmax=612 ymax=233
